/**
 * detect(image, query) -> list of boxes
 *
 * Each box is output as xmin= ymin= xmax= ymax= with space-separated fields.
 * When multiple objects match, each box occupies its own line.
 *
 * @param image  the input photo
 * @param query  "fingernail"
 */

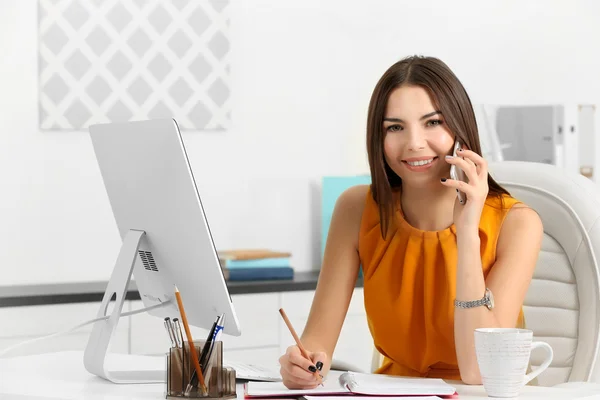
xmin=316 ymin=361 xmax=323 ymax=371
xmin=441 ymin=178 xmax=447 ymax=182
xmin=308 ymin=365 xmax=317 ymax=373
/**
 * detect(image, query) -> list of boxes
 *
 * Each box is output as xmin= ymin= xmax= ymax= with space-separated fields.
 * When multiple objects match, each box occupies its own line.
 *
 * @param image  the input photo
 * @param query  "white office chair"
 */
xmin=368 ymin=161 xmax=600 ymax=387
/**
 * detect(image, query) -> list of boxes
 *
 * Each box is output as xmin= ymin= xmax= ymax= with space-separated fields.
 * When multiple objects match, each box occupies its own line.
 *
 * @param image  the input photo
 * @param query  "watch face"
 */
xmin=486 ymin=288 xmax=494 ymax=310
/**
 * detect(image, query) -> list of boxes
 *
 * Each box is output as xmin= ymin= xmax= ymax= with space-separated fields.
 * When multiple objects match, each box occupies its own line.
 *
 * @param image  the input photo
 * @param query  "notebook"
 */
xmin=245 ymin=371 xmax=457 ymax=398
xmin=304 ymin=397 xmax=442 ymax=400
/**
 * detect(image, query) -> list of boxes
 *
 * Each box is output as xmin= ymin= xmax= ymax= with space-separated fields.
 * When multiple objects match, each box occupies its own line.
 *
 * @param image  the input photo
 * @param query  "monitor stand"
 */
xmin=83 ymin=229 xmax=166 ymax=383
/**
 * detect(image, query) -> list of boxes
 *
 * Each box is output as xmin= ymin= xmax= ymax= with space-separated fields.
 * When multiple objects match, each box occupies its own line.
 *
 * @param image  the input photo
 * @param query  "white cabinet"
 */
xmin=0 ymin=331 xmax=128 ymax=358
xmin=129 ymin=292 xmax=281 ymax=357
xmin=128 ymin=299 xmax=170 ymax=355
xmin=335 ymin=313 xmax=374 ymax=372
xmin=0 ymin=288 xmax=371 ymax=371
xmin=223 ymin=347 xmax=282 ymax=365
xmin=218 ymin=293 xmax=280 ymax=351
xmin=127 ymin=288 xmax=370 ymax=371
xmin=0 ymin=302 xmax=129 ymax=357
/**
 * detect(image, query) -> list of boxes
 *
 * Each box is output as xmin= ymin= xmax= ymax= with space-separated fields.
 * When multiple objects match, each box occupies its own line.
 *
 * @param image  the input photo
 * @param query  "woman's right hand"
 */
xmin=278 ymin=345 xmax=328 ymax=389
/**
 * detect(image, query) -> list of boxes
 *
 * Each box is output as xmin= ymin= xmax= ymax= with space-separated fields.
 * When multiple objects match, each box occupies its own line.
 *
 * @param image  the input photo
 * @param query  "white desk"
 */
xmin=1 ymin=352 xmax=600 ymax=399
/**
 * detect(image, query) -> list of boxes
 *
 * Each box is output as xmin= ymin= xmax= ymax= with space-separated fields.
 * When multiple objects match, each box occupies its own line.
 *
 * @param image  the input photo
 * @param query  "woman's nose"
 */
xmin=406 ymin=128 xmax=426 ymax=151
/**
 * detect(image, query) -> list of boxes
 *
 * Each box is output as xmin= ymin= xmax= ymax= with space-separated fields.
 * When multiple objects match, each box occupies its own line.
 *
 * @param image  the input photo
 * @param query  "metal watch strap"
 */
xmin=454 ymin=288 xmax=493 ymax=309
xmin=454 ymin=298 xmax=487 ymax=308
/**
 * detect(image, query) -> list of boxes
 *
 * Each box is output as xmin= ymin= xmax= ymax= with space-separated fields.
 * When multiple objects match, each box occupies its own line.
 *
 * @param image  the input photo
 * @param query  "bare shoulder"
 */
xmin=504 ymin=203 xmax=543 ymax=229
xmin=497 ymin=203 xmax=544 ymax=253
xmin=335 ymin=184 xmax=370 ymax=214
xmin=330 ymin=184 xmax=370 ymax=245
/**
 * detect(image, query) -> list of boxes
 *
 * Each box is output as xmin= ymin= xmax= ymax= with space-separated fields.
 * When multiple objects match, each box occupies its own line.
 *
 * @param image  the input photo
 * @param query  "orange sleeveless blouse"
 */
xmin=358 ymin=188 xmax=524 ymax=380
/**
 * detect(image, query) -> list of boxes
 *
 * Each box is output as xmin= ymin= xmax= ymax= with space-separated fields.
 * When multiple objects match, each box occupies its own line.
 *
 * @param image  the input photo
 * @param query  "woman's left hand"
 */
xmin=441 ymin=148 xmax=489 ymax=237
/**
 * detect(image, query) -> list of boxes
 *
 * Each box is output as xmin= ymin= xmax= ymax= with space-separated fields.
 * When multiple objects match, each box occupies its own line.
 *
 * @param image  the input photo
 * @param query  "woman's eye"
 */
xmin=427 ymin=119 xmax=443 ymax=127
xmin=386 ymin=124 xmax=402 ymax=132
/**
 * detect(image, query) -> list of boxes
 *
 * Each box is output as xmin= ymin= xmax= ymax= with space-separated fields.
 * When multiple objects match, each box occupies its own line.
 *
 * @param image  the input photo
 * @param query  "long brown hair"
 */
xmin=366 ymin=55 xmax=510 ymax=239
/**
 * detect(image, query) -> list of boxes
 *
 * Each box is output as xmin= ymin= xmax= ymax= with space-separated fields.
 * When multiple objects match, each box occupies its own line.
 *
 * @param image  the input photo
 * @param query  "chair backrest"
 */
xmin=489 ymin=161 xmax=600 ymax=386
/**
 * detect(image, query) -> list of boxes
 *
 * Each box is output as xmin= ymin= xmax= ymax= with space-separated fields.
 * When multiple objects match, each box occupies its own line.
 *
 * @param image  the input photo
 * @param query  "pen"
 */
xmin=169 ymin=317 xmax=179 ymax=347
xmin=164 ymin=317 xmax=176 ymax=348
xmin=203 ymin=314 xmax=225 ymax=371
xmin=168 ymin=318 xmax=180 ymax=348
xmin=186 ymin=314 xmax=220 ymax=393
xmin=213 ymin=314 xmax=225 ymax=341
xmin=199 ymin=314 xmax=225 ymax=388
xmin=199 ymin=316 xmax=219 ymax=371
xmin=203 ymin=314 xmax=225 ymax=369
xmin=174 ymin=286 xmax=207 ymax=395
xmin=165 ymin=317 xmax=184 ymax=382
xmin=279 ymin=308 xmax=323 ymax=386
xmin=173 ymin=318 xmax=184 ymax=348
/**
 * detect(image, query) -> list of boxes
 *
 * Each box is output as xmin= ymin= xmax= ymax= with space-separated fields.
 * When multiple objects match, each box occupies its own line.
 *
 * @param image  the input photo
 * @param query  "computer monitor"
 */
xmin=84 ymin=118 xmax=240 ymax=384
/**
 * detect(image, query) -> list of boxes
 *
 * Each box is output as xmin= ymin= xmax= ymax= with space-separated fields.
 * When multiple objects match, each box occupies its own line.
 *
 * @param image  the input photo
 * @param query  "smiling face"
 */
xmin=382 ymin=85 xmax=455 ymax=188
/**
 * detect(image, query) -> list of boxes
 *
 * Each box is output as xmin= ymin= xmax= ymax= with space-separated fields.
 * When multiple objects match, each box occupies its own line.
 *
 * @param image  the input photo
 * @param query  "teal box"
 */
xmin=321 ymin=175 xmax=371 ymax=260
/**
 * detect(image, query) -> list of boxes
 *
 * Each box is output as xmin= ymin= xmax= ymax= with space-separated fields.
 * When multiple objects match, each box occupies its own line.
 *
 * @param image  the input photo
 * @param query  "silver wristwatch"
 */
xmin=454 ymin=288 xmax=494 ymax=310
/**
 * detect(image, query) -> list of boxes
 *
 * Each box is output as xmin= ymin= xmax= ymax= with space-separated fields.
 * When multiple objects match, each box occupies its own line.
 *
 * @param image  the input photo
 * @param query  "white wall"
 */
xmin=1 ymin=0 xmax=599 ymax=285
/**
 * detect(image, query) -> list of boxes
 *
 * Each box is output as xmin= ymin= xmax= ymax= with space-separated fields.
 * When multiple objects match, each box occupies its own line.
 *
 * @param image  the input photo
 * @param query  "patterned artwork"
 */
xmin=38 ymin=0 xmax=231 ymax=131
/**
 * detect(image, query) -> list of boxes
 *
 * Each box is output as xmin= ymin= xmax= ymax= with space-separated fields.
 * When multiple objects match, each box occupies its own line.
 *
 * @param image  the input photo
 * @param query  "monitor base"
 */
xmin=83 ymin=229 xmax=167 ymax=384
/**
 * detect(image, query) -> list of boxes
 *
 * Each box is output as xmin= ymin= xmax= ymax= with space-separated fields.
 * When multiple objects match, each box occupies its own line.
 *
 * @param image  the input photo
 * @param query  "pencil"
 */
xmin=174 ymin=287 xmax=207 ymax=394
xmin=278 ymin=308 xmax=323 ymax=386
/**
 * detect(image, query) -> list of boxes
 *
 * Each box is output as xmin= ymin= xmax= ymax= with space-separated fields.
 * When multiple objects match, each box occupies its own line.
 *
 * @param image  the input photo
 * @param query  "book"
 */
xmin=220 ymin=257 xmax=291 ymax=269
xmin=218 ymin=249 xmax=291 ymax=261
xmin=222 ymin=266 xmax=294 ymax=281
xmin=245 ymin=370 xmax=456 ymax=398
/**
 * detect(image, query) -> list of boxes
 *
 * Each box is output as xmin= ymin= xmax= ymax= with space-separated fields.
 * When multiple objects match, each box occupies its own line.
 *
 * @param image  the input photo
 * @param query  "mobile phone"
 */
xmin=449 ymin=140 xmax=468 ymax=204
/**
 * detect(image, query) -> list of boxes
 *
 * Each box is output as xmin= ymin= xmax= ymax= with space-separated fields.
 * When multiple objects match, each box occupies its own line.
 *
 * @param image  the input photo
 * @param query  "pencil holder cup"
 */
xmin=165 ymin=340 xmax=236 ymax=399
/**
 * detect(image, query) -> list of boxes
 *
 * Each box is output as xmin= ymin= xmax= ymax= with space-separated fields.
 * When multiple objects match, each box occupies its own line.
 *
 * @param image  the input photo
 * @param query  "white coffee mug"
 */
xmin=474 ymin=328 xmax=553 ymax=398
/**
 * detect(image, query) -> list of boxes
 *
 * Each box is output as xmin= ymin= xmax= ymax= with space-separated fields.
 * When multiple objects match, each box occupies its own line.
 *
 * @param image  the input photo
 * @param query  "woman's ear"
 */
xmin=454 ymin=137 xmax=469 ymax=152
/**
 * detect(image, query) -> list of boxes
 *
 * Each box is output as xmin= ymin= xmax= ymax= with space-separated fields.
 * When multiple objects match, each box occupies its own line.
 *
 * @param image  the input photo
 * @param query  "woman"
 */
xmin=278 ymin=55 xmax=543 ymax=387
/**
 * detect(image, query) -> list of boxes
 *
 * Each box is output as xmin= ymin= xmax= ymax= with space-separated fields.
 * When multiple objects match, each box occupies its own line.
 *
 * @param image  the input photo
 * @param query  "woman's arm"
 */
xmin=454 ymin=205 xmax=543 ymax=384
xmin=442 ymin=149 xmax=543 ymax=384
xmin=299 ymin=185 xmax=366 ymax=374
